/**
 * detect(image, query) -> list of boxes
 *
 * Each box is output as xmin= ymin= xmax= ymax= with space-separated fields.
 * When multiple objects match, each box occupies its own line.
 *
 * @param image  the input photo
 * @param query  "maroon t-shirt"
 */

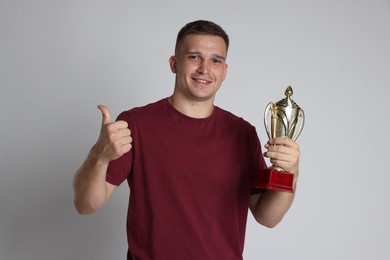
xmin=106 ymin=98 xmax=267 ymax=259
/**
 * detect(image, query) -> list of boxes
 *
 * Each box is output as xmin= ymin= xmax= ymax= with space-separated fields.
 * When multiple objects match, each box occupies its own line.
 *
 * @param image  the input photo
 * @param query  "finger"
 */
xmin=269 ymin=137 xmax=297 ymax=147
xmin=106 ymin=122 xmax=130 ymax=138
xmin=265 ymin=150 xmax=289 ymax=161
xmin=119 ymin=128 xmax=131 ymax=138
xmin=267 ymin=144 xmax=293 ymax=155
xmin=121 ymin=135 xmax=133 ymax=145
xmin=122 ymin=143 xmax=132 ymax=153
xmin=97 ymin=105 xmax=111 ymax=125
xmin=266 ymin=146 xmax=299 ymax=165
xmin=270 ymin=157 xmax=299 ymax=173
xmin=266 ymin=144 xmax=299 ymax=158
xmin=115 ymin=141 xmax=132 ymax=156
xmin=113 ymin=120 xmax=129 ymax=130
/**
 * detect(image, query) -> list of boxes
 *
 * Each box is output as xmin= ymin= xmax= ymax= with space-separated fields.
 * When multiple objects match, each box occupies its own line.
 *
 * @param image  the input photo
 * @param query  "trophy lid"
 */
xmin=275 ymin=86 xmax=300 ymax=109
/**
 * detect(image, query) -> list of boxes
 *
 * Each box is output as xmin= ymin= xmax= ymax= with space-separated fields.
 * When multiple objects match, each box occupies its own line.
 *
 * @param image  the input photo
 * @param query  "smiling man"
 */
xmin=73 ymin=20 xmax=300 ymax=260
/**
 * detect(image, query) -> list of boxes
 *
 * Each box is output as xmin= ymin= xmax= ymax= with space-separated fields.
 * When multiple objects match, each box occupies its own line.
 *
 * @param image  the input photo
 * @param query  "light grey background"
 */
xmin=1 ymin=1 xmax=389 ymax=259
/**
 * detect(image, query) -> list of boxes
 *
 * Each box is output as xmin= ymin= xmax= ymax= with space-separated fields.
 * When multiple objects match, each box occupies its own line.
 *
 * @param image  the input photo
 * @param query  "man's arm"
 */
xmin=73 ymin=105 xmax=132 ymax=215
xmin=73 ymin=149 xmax=117 ymax=215
xmin=249 ymin=137 xmax=300 ymax=228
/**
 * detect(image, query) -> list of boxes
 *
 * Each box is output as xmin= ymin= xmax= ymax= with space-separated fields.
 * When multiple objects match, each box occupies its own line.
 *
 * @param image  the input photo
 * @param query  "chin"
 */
xmin=191 ymin=94 xmax=215 ymax=102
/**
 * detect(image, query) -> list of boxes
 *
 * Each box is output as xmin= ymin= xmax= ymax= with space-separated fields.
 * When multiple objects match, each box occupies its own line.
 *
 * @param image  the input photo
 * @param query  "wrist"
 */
xmin=89 ymin=144 xmax=110 ymax=165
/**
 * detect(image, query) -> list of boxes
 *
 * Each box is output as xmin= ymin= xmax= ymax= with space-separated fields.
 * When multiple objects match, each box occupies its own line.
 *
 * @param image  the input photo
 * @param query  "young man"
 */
xmin=73 ymin=20 xmax=300 ymax=259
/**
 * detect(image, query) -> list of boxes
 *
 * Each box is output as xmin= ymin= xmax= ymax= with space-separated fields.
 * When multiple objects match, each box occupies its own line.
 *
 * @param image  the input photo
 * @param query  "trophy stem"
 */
xmin=271 ymin=108 xmax=278 ymax=139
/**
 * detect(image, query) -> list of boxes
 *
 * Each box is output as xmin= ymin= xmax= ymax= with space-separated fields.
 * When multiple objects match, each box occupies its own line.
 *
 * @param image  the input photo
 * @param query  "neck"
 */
xmin=168 ymin=94 xmax=215 ymax=119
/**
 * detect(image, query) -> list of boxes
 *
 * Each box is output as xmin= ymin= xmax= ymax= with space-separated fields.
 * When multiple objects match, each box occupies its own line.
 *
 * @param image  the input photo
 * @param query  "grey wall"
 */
xmin=1 ymin=1 xmax=389 ymax=259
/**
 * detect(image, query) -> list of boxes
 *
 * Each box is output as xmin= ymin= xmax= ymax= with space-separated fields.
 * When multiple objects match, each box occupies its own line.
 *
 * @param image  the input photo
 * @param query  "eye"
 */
xmin=189 ymin=55 xmax=200 ymax=60
xmin=212 ymin=58 xmax=224 ymax=64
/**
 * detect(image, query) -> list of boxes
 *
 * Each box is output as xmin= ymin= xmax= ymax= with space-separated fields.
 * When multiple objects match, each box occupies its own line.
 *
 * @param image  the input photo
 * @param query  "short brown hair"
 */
xmin=175 ymin=20 xmax=229 ymax=54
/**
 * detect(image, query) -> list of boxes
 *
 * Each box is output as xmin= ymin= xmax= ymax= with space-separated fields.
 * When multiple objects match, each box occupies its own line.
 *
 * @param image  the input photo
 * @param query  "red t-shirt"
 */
xmin=106 ymin=98 xmax=267 ymax=260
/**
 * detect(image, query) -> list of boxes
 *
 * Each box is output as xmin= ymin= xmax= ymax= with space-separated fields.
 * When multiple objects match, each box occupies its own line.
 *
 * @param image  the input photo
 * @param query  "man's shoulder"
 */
xmin=215 ymin=106 xmax=254 ymax=128
xmin=113 ymin=99 xmax=167 ymax=126
xmin=119 ymin=98 xmax=167 ymax=118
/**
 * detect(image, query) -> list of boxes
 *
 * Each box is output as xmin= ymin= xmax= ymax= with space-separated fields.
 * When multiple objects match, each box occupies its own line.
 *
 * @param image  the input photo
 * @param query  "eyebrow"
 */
xmin=186 ymin=51 xmax=226 ymax=61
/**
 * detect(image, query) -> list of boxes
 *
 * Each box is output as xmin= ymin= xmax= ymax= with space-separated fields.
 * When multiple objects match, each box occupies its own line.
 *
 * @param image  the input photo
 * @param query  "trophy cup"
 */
xmin=252 ymin=86 xmax=305 ymax=192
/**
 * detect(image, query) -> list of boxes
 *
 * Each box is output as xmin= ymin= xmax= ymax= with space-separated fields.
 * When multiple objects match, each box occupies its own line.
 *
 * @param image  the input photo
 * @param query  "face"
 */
xmin=169 ymin=34 xmax=228 ymax=103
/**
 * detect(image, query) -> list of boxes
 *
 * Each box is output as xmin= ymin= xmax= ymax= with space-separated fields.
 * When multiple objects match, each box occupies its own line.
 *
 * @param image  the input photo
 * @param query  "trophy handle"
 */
xmin=264 ymin=102 xmax=273 ymax=140
xmin=291 ymin=108 xmax=305 ymax=142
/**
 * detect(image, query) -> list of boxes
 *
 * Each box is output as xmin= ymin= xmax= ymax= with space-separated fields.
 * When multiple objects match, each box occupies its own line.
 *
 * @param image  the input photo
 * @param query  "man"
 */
xmin=73 ymin=20 xmax=300 ymax=259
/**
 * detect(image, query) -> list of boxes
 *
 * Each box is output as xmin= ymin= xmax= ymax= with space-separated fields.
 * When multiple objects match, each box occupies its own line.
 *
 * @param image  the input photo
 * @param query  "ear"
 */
xmin=169 ymin=56 xmax=177 ymax=73
xmin=222 ymin=63 xmax=228 ymax=81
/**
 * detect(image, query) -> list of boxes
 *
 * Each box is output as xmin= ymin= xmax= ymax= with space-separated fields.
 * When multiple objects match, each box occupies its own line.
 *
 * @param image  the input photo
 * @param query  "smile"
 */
xmin=193 ymin=77 xmax=212 ymax=84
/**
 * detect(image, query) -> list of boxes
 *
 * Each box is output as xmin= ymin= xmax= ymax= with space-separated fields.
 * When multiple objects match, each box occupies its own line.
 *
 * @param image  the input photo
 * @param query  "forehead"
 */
xmin=178 ymin=34 xmax=227 ymax=57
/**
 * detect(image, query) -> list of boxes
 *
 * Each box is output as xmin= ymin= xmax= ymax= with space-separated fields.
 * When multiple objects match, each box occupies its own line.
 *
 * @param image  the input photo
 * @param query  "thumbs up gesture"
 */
xmin=94 ymin=105 xmax=132 ymax=162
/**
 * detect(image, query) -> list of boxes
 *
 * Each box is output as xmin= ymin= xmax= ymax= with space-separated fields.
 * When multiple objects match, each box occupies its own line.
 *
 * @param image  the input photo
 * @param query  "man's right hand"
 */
xmin=94 ymin=105 xmax=132 ymax=162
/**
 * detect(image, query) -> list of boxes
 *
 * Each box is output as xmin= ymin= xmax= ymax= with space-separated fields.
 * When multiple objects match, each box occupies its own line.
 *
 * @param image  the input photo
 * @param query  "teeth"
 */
xmin=196 ymin=79 xmax=207 ymax=83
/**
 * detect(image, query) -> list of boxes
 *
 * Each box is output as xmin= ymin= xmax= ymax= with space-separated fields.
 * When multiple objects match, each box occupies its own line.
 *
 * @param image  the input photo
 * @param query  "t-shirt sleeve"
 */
xmin=252 ymin=127 xmax=268 ymax=194
xmin=253 ymin=127 xmax=267 ymax=171
xmin=106 ymin=111 xmax=133 ymax=186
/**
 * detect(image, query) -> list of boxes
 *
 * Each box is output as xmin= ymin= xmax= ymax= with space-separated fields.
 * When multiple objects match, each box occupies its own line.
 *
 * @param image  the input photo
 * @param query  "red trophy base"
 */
xmin=253 ymin=168 xmax=294 ymax=193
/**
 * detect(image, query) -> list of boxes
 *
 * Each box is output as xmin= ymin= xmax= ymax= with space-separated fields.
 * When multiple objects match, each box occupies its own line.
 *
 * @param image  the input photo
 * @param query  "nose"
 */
xmin=196 ymin=60 xmax=210 ymax=74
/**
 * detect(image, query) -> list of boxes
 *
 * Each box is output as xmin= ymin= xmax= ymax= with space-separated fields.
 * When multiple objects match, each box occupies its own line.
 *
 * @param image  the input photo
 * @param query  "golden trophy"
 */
xmin=253 ymin=86 xmax=305 ymax=192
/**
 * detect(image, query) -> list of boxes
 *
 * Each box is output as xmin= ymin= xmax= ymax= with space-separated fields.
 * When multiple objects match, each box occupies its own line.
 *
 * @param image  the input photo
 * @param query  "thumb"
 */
xmin=97 ymin=105 xmax=111 ymax=125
